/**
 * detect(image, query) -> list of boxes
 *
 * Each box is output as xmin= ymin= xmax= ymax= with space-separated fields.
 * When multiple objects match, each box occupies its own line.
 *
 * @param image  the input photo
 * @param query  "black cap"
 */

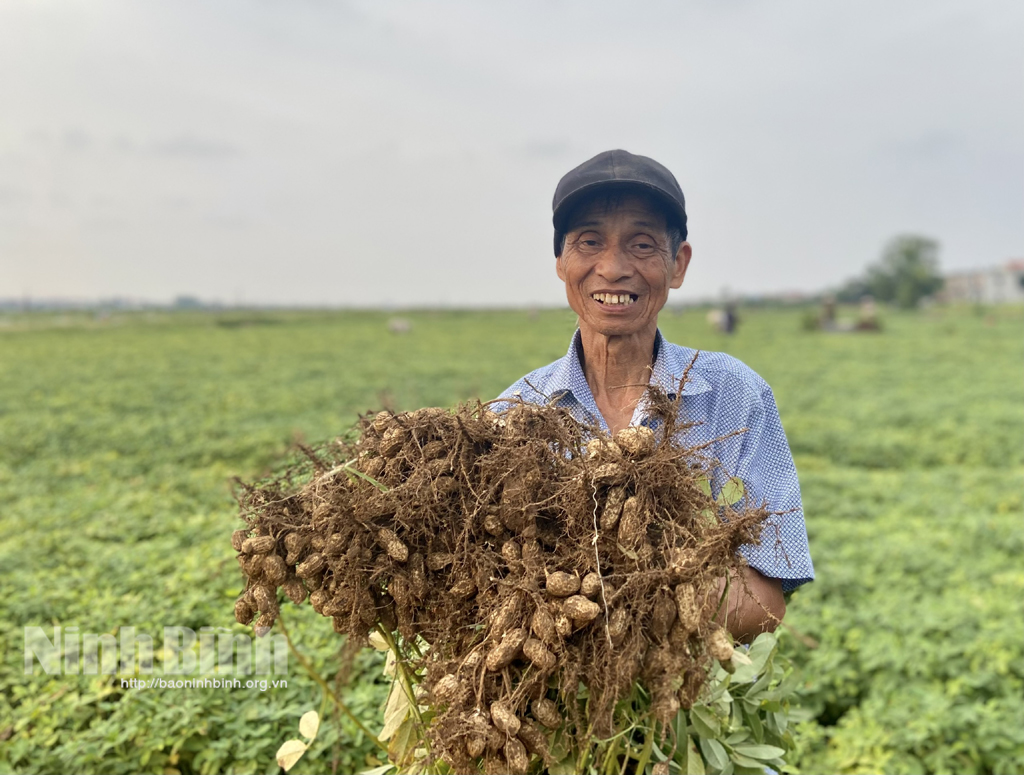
xmin=552 ymin=149 xmax=687 ymax=256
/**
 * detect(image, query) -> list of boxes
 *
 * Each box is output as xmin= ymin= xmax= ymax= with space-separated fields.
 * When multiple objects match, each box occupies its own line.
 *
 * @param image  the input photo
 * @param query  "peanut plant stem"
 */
xmin=275 ymin=612 xmax=387 ymax=753
xmin=375 ymin=625 xmax=434 ymax=765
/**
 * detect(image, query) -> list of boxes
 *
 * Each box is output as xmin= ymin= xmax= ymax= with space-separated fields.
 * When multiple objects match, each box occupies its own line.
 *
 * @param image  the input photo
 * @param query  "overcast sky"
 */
xmin=1 ymin=0 xmax=1021 ymax=306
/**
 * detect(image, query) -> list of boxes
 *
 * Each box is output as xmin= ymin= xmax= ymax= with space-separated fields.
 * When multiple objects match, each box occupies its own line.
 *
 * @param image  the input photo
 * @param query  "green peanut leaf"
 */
xmin=716 ymin=477 xmax=745 ymax=506
xmin=697 ymin=475 xmax=713 ymax=497
xmin=698 ymin=737 xmax=730 ymax=773
xmin=685 ymin=735 xmax=706 ymax=775
xmin=732 ymin=743 xmax=786 ymax=760
xmin=729 ymin=750 xmax=769 ymax=769
xmin=690 ymin=705 xmax=721 ymax=738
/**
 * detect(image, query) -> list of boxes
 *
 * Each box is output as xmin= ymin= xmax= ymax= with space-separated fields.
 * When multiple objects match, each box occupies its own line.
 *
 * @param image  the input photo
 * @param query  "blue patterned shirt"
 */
xmin=497 ymin=328 xmax=814 ymax=592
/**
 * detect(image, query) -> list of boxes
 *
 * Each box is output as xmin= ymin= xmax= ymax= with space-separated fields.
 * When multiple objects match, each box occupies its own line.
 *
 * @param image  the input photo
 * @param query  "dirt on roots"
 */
xmin=232 ymin=382 xmax=770 ymax=774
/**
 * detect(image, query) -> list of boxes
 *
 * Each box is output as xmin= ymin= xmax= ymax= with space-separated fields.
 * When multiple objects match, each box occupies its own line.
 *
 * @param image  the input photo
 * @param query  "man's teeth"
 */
xmin=591 ymin=293 xmax=636 ymax=305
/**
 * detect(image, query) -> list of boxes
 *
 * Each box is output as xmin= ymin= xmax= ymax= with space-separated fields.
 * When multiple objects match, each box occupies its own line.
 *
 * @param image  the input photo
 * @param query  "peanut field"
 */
xmin=1 ymin=305 xmax=1021 ymax=774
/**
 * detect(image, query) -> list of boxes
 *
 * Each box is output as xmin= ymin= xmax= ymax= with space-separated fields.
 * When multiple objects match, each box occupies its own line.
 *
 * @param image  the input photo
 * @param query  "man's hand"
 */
xmin=705 ymin=566 xmax=786 ymax=644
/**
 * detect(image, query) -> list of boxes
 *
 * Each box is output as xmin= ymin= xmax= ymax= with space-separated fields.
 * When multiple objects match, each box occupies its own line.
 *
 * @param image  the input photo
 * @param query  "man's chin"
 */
xmin=578 ymin=317 xmax=653 ymax=339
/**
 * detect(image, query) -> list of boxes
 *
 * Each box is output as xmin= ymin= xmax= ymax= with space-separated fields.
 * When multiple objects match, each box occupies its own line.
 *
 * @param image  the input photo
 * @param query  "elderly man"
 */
xmin=498 ymin=150 xmax=813 ymax=642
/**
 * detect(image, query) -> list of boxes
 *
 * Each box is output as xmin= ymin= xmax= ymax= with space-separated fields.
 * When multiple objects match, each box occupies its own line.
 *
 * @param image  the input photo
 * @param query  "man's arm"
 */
xmin=706 ymin=565 xmax=786 ymax=644
xmin=718 ymin=377 xmax=814 ymax=596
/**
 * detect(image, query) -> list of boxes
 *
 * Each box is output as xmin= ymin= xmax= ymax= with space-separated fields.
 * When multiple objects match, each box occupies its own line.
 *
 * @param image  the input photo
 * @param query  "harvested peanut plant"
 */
xmin=233 ymin=382 xmax=796 ymax=774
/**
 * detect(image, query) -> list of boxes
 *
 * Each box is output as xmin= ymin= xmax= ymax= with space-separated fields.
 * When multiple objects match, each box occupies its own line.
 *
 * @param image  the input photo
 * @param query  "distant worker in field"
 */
xmin=855 ymin=294 xmax=880 ymax=331
xmin=818 ymin=294 xmax=838 ymax=331
xmin=722 ymin=300 xmax=739 ymax=334
xmin=706 ymin=300 xmax=739 ymax=334
xmin=498 ymin=150 xmax=813 ymax=641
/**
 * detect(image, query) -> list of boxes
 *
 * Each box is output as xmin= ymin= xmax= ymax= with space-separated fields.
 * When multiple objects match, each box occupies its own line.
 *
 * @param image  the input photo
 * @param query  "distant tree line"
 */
xmin=836 ymin=235 xmax=944 ymax=308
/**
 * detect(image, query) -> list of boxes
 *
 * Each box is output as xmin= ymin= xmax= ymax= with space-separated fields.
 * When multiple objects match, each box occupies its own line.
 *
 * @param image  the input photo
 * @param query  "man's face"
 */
xmin=556 ymin=193 xmax=691 ymax=339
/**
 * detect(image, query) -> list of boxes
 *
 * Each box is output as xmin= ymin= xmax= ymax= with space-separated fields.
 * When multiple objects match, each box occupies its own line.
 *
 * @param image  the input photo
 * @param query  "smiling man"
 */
xmin=498 ymin=150 xmax=814 ymax=641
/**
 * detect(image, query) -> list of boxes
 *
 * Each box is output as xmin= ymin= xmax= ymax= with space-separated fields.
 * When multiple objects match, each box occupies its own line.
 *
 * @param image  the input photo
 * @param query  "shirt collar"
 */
xmin=545 ymin=328 xmax=711 ymax=422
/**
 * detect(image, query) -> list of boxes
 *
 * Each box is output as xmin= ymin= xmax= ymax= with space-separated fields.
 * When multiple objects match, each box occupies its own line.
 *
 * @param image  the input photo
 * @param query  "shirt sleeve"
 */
xmin=725 ymin=384 xmax=814 ymax=593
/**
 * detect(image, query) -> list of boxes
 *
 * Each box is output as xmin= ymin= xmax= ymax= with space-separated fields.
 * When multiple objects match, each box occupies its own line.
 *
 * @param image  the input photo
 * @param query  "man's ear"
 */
xmin=556 ymin=252 xmax=566 ymax=282
xmin=669 ymin=242 xmax=692 ymax=289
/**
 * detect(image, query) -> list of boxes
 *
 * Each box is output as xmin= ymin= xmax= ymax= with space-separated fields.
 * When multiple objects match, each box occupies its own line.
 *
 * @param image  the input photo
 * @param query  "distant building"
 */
xmin=940 ymin=260 xmax=1024 ymax=304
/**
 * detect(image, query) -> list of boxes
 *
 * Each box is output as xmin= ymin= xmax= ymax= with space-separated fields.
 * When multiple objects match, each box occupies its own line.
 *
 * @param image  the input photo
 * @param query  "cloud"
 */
xmin=150 ymin=135 xmax=242 ymax=159
xmin=62 ymin=129 xmax=93 ymax=151
xmin=1 ymin=0 xmax=1020 ymax=305
xmin=0 ymin=186 xmax=28 ymax=206
xmin=877 ymin=132 xmax=968 ymax=163
xmin=518 ymin=139 xmax=574 ymax=160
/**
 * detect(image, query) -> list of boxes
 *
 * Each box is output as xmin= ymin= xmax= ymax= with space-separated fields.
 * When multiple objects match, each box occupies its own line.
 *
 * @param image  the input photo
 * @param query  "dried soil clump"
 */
xmin=233 ymin=382 xmax=770 ymax=772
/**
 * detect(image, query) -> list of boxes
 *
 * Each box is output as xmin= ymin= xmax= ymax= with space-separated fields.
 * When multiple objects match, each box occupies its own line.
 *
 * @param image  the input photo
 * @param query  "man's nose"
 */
xmin=595 ymin=246 xmax=633 ymax=282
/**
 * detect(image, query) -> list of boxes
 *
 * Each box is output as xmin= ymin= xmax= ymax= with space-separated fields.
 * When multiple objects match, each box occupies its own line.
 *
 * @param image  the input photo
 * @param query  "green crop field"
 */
xmin=1 ymin=305 xmax=1021 ymax=775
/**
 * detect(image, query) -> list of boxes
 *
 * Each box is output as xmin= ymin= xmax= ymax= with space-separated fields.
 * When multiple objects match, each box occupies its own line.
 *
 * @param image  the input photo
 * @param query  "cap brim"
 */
xmin=552 ymin=180 xmax=687 ymax=255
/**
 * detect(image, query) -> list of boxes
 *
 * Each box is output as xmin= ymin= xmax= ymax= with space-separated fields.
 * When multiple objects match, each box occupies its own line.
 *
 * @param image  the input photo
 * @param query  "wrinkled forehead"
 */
xmin=564 ymin=189 xmax=670 ymax=233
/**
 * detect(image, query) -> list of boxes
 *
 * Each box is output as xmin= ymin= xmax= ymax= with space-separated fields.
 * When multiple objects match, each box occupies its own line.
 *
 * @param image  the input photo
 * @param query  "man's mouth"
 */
xmin=591 ymin=292 xmax=638 ymax=306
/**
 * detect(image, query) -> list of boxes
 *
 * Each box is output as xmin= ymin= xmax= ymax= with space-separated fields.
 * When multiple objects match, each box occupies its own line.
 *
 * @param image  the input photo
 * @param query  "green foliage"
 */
xmin=834 ymin=278 xmax=871 ymax=305
xmin=784 ymin=466 xmax=1024 ymax=774
xmin=673 ymin=633 xmax=797 ymax=775
xmin=837 ymin=234 xmax=944 ymax=308
xmin=870 ymin=235 xmax=944 ymax=308
xmin=1 ymin=304 xmax=1021 ymax=774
